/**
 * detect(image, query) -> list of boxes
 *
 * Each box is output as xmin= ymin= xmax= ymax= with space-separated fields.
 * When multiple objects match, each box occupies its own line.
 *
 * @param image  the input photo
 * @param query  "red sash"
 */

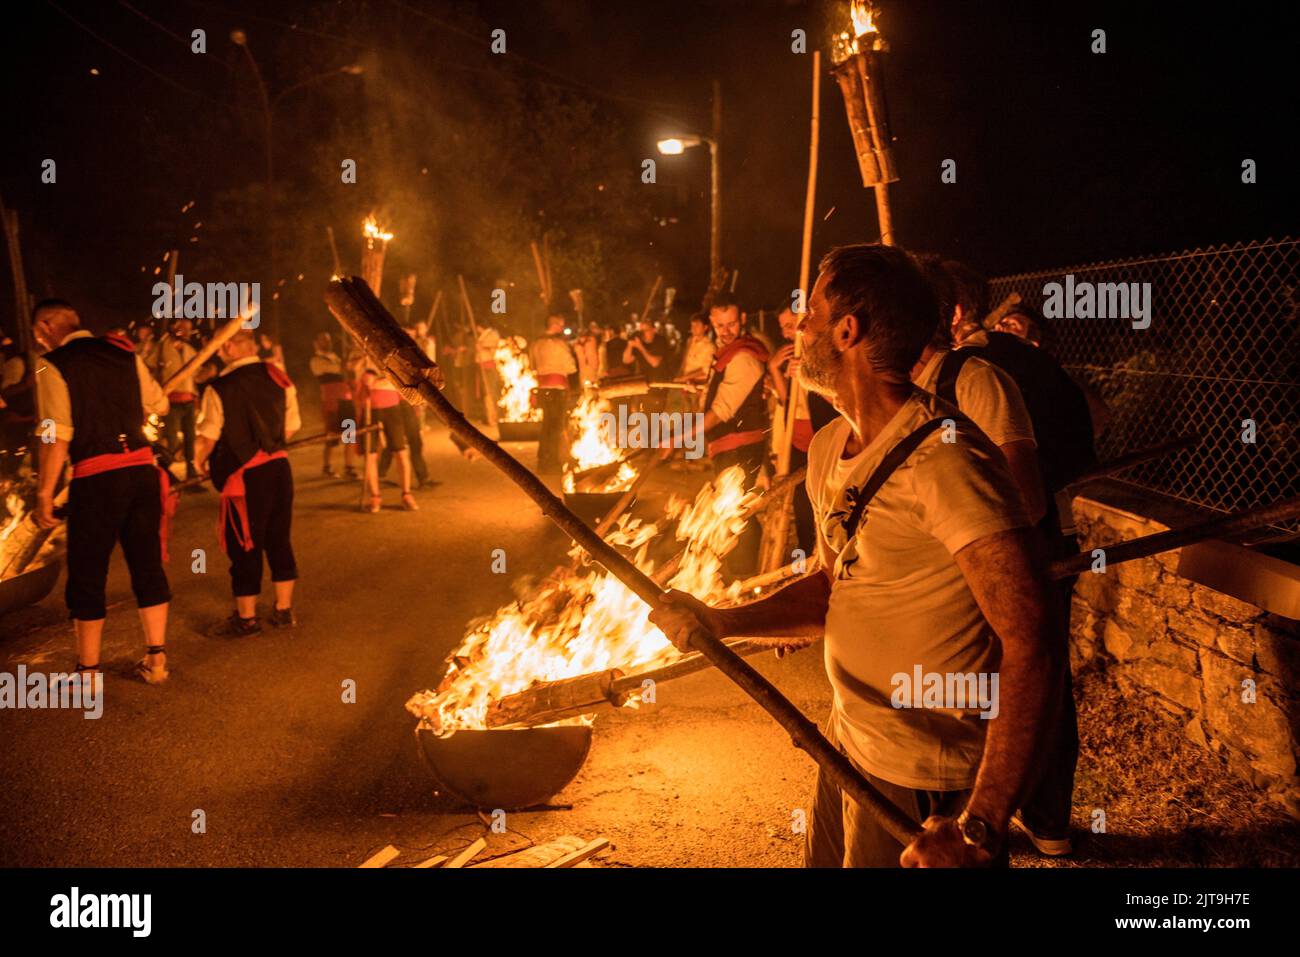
xmin=168 ymin=391 xmax=195 ymax=404
xmin=536 ymin=373 xmax=568 ymax=389
xmin=71 ymin=446 xmax=174 ymax=561
xmin=218 ymin=450 xmax=289 ymax=555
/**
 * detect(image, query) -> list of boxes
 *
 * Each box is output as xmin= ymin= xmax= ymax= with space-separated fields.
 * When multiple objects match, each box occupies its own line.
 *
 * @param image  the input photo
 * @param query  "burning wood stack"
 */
xmin=0 ymin=478 xmax=60 ymax=582
xmin=561 ymin=390 xmax=638 ymax=495
xmin=493 ymin=336 xmax=543 ymax=425
xmin=405 ymin=465 xmax=760 ymax=735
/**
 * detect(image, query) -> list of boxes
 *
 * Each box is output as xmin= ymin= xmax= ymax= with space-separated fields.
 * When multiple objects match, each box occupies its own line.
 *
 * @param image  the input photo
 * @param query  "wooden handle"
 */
xmin=324 ymin=276 xmax=920 ymax=846
xmin=162 ymin=313 xmax=247 ymax=393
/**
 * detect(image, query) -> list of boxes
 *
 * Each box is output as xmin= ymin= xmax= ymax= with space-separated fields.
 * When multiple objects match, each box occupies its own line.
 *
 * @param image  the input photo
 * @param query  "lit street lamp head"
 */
xmin=657 ymin=135 xmax=703 ymax=155
xmin=230 ymin=29 xmax=247 ymax=45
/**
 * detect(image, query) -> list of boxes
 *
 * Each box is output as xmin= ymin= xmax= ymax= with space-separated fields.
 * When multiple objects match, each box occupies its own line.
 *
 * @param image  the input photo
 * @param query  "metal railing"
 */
xmin=989 ymin=237 xmax=1299 ymax=535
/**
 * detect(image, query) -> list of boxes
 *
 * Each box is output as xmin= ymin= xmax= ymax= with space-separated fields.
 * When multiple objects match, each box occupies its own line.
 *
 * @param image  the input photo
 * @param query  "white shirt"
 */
xmin=196 ymin=355 xmax=301 ymax=441
xmin=36 ymin=330 xmax=168 ymax=442
xmin=807 ymin=390 xmax=1028 ymax=791
xmin=158 ymin=335 xmax=199 ymax=395
xmin=475 ymin=327 xmax=500 ymax=365
xmin=530 ymin=335 xmax=577 ymax=378
xmin=680 ymin=334 xmax=716 ymax=380
xmin=913 ymin=350 xmax=1036 ymax=448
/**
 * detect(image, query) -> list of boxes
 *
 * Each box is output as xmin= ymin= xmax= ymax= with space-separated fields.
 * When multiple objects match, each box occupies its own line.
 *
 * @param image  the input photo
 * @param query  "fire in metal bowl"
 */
xmin=563 ymin=490 xmax=629 ymax=526
xmin=416 ymin=725 xmax=592 ymax=810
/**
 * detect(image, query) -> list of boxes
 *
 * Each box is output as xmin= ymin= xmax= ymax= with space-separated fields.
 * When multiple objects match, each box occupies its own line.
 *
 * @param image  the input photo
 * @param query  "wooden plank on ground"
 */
xmin=471 ymin=835 xmax=587 ymax=868
xmin=359 ymin=845 xmax=401 ymax=868
xmin=544 ymin=837 xmax=610 ymax=868
xmin=443 ymin=837 xmax=487 ymax=869
xmin=414 ymin=854 xmax=448 ymax=869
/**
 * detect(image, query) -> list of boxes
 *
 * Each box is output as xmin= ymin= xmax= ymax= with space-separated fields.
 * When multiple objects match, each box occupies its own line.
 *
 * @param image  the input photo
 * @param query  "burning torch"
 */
xmin=830 ymin=1 xmax=898 ymax=245
xmin=360 ymin=213 xmax=394 ymax=298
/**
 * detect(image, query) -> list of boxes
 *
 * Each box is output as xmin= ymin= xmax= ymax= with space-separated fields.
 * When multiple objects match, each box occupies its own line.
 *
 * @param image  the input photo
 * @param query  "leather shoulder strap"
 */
xmin=840 ymin=416 xmax=953 ymax=544
xmin=935 ymin=349 xmax=978 ymax=406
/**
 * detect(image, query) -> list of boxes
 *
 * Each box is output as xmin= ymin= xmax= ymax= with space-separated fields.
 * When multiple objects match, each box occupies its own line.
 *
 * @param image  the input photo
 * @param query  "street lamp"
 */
xmin=657 ymin=132 xmax=720 ymax=284
xmin=230 ymin=28 xmax=364 ymax=335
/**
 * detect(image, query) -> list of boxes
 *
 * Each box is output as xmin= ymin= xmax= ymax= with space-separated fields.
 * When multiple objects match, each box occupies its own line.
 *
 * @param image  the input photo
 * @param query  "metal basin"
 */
xmin=416 ymin=725 xmax=592 ymax=810
xmin=563 ymin=490 xmax=629 ymax=526
xmin=497 ymin=421 xmax=542 ymax=443
xmin=0 ymin=557 xmax=63 ymax=619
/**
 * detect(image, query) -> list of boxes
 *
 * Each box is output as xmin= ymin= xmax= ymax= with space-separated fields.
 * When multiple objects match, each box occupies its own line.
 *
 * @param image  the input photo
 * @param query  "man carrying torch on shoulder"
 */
xmin=194 ymin=329 xmax=301 ymax=637
xmin=650 ymin=245 xmax=1062 ymax=867
xmin=33 ymin=299 xmax=173 ymax=685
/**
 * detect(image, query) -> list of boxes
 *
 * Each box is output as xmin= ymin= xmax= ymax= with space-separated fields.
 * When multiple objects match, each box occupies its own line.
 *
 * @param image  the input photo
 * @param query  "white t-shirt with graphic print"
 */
xmin=806 ymin=389 xmax=1028 ymax=791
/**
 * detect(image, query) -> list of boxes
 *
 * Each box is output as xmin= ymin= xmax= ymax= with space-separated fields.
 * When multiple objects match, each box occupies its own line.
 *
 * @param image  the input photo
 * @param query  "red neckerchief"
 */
xmin=711 ymin=335 xmax=770 ymax=371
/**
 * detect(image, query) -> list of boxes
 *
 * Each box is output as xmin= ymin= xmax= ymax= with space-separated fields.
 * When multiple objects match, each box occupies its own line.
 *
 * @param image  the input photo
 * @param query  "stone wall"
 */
xmin=1070 ymin=495 xmax=1300 ymax=817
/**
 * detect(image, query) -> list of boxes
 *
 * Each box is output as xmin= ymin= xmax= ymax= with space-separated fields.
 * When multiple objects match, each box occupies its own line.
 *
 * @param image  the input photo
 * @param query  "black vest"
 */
xmin=45 ymin=336 xmax=149 ymax=463
xmin=209 ymin=362 xmax=287 ymax=489
xmin=703 ymin=337 xmax=770 ymax=448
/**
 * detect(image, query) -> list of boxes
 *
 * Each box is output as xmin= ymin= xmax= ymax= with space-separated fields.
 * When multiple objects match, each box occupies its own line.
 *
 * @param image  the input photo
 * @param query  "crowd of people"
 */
xmin=16 ymin=242 xmax=1112 ymax=868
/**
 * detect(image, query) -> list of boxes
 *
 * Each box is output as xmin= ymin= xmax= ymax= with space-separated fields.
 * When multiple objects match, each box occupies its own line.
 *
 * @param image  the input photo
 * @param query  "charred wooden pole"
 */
xmin=486 ymin=638 xmax=774 ymax=728
xmin=1050 ymin=496 xmax=1300 ymax=579
xmin=1072 ymin=434 xmax=1200 ymax=484
xmin=324 ymin=276 xmax=921 ymax=845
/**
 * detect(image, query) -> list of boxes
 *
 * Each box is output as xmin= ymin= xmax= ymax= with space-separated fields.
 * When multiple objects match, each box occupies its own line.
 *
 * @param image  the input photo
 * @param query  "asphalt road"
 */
xmin=0 ymin=424 xmax=830 ymax=867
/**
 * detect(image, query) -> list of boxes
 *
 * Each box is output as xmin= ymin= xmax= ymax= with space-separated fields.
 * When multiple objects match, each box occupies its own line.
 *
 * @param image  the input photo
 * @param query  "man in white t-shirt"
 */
xmin=650 ymin=244 xmax=1062 ymax=867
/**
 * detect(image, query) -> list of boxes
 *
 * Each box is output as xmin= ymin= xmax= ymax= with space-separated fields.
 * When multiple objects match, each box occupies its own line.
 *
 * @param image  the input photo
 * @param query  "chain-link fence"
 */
xmin=989 ymin=237 xmax=1299 ymax=538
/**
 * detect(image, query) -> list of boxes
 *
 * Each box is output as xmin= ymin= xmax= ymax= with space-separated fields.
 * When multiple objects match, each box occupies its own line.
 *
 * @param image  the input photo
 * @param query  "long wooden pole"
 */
xmin=326 ymin=226 xmax=344 ymax=277
xmin=162 ymin=312 xmax=246 ymax=393
xmin=638 ymin=275 xmax=663 ymax=326
xmin=1049 ymin=496 xmax=1300 ymax=579
xmin=0 ymin=198 xmax=38 ymax=424
xmin=457 ymin=274 xmax=496 ymax=428
xmin=324 ymin=276 xmax=919 ymax=845
xmin=761 ymin=50 xmax=822 ymax=573
xmin=778 ymin=51 xmax=820 ymax=481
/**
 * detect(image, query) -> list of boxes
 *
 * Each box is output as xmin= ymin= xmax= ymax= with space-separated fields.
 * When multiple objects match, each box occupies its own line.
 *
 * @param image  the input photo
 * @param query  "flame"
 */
xmin=405 ymin=466 xmax=760 ymax=735
xmin=494 ymin=336 xmax=543 ymax=423
xmin=362 ymin=213 xmax=393 ymax=246
xmin=832 ymin=0 xmax=879 ymax=62
xmin=0 ymin=493 xmax=25 ymax=544
xmin=143 ymin=414 xmax=162 ymax=444
xmin=851 ymin=0 xmax=877 ymax=37
xmin=561 ymin=390 xmax=636 ymax=493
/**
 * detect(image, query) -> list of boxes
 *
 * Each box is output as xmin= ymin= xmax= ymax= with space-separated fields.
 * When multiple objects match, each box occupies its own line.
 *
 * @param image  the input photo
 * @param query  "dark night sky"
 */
xmin=1 ymin=0 xmax=1296 ymax=335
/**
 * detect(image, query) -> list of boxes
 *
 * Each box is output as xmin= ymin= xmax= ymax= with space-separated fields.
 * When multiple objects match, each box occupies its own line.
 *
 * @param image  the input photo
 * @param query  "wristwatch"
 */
xmin=956 ymin=810 xmax=1000 ymax=854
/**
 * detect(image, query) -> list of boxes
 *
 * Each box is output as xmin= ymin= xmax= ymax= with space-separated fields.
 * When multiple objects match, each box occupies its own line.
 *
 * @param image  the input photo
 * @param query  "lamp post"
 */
xmin=230 ymin=28 xmax=363 ymax=335
xmin=657 ymin=130 xmax=721 ymax=287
